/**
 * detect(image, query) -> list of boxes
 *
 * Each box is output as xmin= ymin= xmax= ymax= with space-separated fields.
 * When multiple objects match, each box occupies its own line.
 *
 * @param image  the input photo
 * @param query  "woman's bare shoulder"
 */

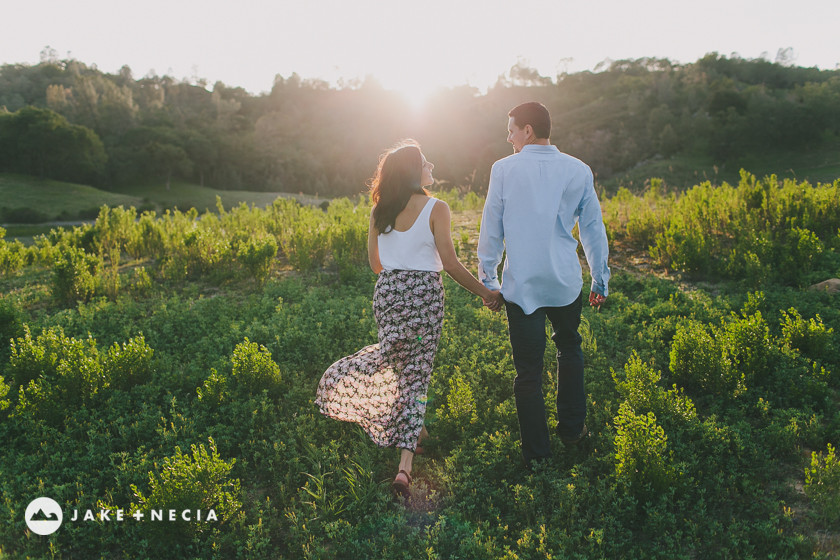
xmin=430 ymin=197 xmax=450 ymax=214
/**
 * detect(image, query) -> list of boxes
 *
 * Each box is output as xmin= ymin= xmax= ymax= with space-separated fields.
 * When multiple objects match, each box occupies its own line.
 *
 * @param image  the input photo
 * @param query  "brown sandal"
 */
xmin=392 ymin=469 xmax=411 ymax=501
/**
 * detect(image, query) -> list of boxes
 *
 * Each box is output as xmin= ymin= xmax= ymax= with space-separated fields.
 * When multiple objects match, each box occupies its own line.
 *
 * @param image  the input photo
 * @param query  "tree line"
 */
xmin=1 ymin=50 xmax=838 ymax=196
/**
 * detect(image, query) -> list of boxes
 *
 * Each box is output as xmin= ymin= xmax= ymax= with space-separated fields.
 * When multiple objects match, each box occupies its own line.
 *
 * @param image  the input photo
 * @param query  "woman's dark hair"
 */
xmin=509 ymin=101 xmax=551 ymax=139
xmin=369 ymin=140 xmax=428 ymax=234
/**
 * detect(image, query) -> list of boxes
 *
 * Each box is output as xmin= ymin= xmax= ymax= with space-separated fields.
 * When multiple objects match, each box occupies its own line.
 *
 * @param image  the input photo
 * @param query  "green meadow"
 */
xmin=1 ymin=174 xmax=838 ymax=558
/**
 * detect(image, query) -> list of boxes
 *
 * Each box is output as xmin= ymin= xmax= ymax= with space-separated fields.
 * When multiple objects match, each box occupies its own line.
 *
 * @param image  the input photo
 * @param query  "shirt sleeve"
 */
xmin=477 ymin=162 xmax=505 ymax=291
xmin=577 ymin=170 xmax=611 ymax=297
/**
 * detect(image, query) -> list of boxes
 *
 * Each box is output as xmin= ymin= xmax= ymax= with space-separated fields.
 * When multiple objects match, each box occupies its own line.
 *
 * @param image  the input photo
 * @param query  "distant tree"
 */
xmin=179 ymin=128 xmax=219 ymax=187
xmin=0 ymin=106 xmax=106 ymax=184
xmin=505 ymin=62 xmax=554 ymax=87
xmin=147 ymin=141 xmax=191 ymax=190
xmin=109 ymin=126 xmax=191 ymax=188
xmin=775 ymin=47 xmax=797 ymax=68
xmin=0 ymin=61 xmax=70 ymax=111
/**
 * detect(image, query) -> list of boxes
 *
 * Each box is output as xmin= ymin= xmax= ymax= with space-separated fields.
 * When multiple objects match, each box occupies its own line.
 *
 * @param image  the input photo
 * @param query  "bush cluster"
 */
xmin=603 ymin=171 xmax=840 ymax=286
xmin=6 ymin=326 xmax=154 ymax=425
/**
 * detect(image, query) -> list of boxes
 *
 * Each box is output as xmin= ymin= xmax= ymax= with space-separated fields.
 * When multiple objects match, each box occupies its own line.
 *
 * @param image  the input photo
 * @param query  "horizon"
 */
xmin=4 ymin=48 xmax=837 ymax=109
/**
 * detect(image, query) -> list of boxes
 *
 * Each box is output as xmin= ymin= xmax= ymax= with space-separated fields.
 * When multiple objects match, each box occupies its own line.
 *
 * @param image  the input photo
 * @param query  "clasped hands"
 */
xmin=482 ymin=290 xmax=503 ymax=312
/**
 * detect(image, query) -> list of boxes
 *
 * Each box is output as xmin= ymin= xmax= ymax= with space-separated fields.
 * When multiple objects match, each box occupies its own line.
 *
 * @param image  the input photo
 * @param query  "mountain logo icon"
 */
xmin=25 ymin=497 xmax=63 ymax=535
xmin=30 ymin=509 xmax=60 ymax=521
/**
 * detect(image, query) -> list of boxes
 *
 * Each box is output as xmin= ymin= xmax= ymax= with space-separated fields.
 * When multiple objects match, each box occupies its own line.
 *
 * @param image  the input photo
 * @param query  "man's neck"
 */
xmin=530 ymin=138 xmax=551 ymax=146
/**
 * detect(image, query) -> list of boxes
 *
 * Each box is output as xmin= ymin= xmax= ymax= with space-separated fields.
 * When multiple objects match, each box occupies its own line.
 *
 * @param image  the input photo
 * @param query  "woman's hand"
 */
xmin=483 ymin=290 xmax=503 ymax=312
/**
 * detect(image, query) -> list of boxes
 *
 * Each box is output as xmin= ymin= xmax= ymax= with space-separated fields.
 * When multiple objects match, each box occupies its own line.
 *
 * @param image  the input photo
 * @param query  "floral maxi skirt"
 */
xmin=315 ymin=269 xmax=444 ymax=451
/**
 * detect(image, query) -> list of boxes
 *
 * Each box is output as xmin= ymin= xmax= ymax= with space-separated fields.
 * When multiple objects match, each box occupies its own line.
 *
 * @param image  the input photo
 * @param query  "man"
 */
xmin=477 ymin=101 xmax=610 ymax=466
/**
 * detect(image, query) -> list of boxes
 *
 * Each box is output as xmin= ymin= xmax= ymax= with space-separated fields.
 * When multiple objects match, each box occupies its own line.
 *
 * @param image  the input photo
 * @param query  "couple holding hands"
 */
xmin=315 ymin=102 xmax=611 ymax=499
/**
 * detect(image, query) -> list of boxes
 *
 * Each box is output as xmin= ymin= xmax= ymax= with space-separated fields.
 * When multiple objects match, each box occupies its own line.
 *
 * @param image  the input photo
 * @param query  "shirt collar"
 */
xmin=520 ymin=144 xmax=559 ymax=154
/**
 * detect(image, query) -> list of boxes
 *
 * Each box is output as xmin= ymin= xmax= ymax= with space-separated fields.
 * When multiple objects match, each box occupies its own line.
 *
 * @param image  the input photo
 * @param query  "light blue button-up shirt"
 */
xmin=477 ymin=144 xmax=610 ymax=315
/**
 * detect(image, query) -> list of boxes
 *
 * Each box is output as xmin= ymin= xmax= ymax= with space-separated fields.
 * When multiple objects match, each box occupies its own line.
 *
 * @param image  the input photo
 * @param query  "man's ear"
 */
xmin=524 ymin=124 xmax=534 ymax=138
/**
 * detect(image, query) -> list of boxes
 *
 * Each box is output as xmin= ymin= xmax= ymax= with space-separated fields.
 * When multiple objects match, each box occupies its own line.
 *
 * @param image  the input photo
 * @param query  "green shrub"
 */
xmin=721 ymin=309 xmax=771 ymax=382
xmin=105 ymin=335 xmax=154 ymax=391
xmin=182 ymin=227 xmax=233 ymax=276
xmin=126 ymin=211 xmax=165 ymax=260
xmin=130 ymin=437 xmax=243 ymax=545
xmin=612 ymin=352 xmax=697 ymax=425
xmin=778 ymin=227 xmax=823 ymax=284
xmin=235 ymin=235 xmax=278 ymax=284
xmin=155 ymin=208 xmax=237 ymax=283
xmin=283 ymin=218 xmax=328 ymax=271
xmin=0 ymin=374 xmax=9 ymax=412
xmin=669 ymin=304 xmax=777 ymax=399
xmin=12 ymin=326 xmax=106 ymax=423
xmin=0 ymin=235 xmax=27 ymax=277
xmin=670 ymin=319 xmax=744 ymax=397
xmin=651 ymin=219 xmax=712 ymax=275
xmin=230 ymin=338 xmax=282 ymax=398
xmin=197 ymin=368 xmax=229 ymax=405
xmin=435 ymin=187 xmax=485 ymax=212
xmin=7 ymin=324 xmax=68 ymax=389
xmin=326 ymin=199 xmax=368 ymax=283
xmin=0 ymin=295 xmax=24 ymax=364
xmin=443 ymin=372 xmax=478 ymax=425
xmin=51 ymin=245 xmax=101 ymax=304
xmin=92 ymin=205 xmax=137 ymax=257
xmin=739 ymin=247 xmax=771 ymax=288
xmin=780 ymin=308 xmax=834 ymax=362
xmin=129 ymin=265 xmax=153 ymax=295
xmin=804 ymin=443 xmax=840 ymax=526
xmin=613 ymin=401 xmax=676 ymax=500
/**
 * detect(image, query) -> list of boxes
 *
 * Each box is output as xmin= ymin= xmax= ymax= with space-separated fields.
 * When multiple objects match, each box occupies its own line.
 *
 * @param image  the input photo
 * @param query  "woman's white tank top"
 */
xmin=378 ymin=197 xmax=443 ymax=272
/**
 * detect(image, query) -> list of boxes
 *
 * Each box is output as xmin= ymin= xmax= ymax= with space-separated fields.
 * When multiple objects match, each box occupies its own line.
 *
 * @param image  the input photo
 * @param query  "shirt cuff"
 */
xmin=590 ymin=279 xmax=608 ymax=297
xmin=482 ymin=276 xmax=501 ymax=292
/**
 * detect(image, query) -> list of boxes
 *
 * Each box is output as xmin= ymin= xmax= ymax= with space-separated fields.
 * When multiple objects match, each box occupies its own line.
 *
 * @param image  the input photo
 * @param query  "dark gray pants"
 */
xmin=505 ymin=294 xmax=585 ymax=463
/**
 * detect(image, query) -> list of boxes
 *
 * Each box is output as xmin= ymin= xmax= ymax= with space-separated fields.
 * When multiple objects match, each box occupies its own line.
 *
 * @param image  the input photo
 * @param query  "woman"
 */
xmin=315 ymin=140 xmax=500 ymax=500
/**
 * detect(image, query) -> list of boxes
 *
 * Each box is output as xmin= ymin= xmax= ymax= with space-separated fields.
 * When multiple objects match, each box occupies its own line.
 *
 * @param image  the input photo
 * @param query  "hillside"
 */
xmin=0 ymin=173 xmax=145 ymax=223
xmin=2 ymin=54 xmax=839 ymax=198
xmin=600 ymin=145 xmax=840 ymax=192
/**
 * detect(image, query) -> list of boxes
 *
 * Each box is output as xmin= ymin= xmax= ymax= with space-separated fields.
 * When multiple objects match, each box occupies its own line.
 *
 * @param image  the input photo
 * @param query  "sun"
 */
xmin=382 ymin=76 xmax=440 ymax=112
xmin=399 ymin=87 xmax=433 ymax=111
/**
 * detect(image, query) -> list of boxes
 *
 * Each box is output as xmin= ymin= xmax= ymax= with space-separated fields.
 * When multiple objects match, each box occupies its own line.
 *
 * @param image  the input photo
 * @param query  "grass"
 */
xmin=111 ymin=181 xmax=330 ymax=214
xmin=737 ymin=144 xmax=840 ymax=185
xmin=0 ymin=174 xmax=331 ymax=225
xmin=0 ymin=173 xmax=145 ymax=222
xmin=599 ymin=154 xmax=722 ymax=193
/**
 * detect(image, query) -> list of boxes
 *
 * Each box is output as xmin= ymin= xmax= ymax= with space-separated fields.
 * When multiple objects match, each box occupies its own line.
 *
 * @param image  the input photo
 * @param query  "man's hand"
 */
xmin=483 ymin=290 xmax=503 ymax=312
xmin=588 ymin=291 xmax=606 ymax=309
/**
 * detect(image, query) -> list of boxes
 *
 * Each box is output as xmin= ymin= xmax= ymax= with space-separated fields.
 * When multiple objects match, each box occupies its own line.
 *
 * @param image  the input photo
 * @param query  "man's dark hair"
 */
xmin=508 ymin=102 xmax=551 ymax=139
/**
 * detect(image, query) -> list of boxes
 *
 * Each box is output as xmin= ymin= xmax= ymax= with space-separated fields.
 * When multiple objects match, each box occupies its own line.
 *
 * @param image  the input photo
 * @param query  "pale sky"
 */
xmin=3 ymin=0 xmax=839 ymax=104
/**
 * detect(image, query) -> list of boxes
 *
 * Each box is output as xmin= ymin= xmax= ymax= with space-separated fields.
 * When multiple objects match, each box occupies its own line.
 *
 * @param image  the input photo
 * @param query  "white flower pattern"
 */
xmin=315 ymin=270 xmax=444 ymax=451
